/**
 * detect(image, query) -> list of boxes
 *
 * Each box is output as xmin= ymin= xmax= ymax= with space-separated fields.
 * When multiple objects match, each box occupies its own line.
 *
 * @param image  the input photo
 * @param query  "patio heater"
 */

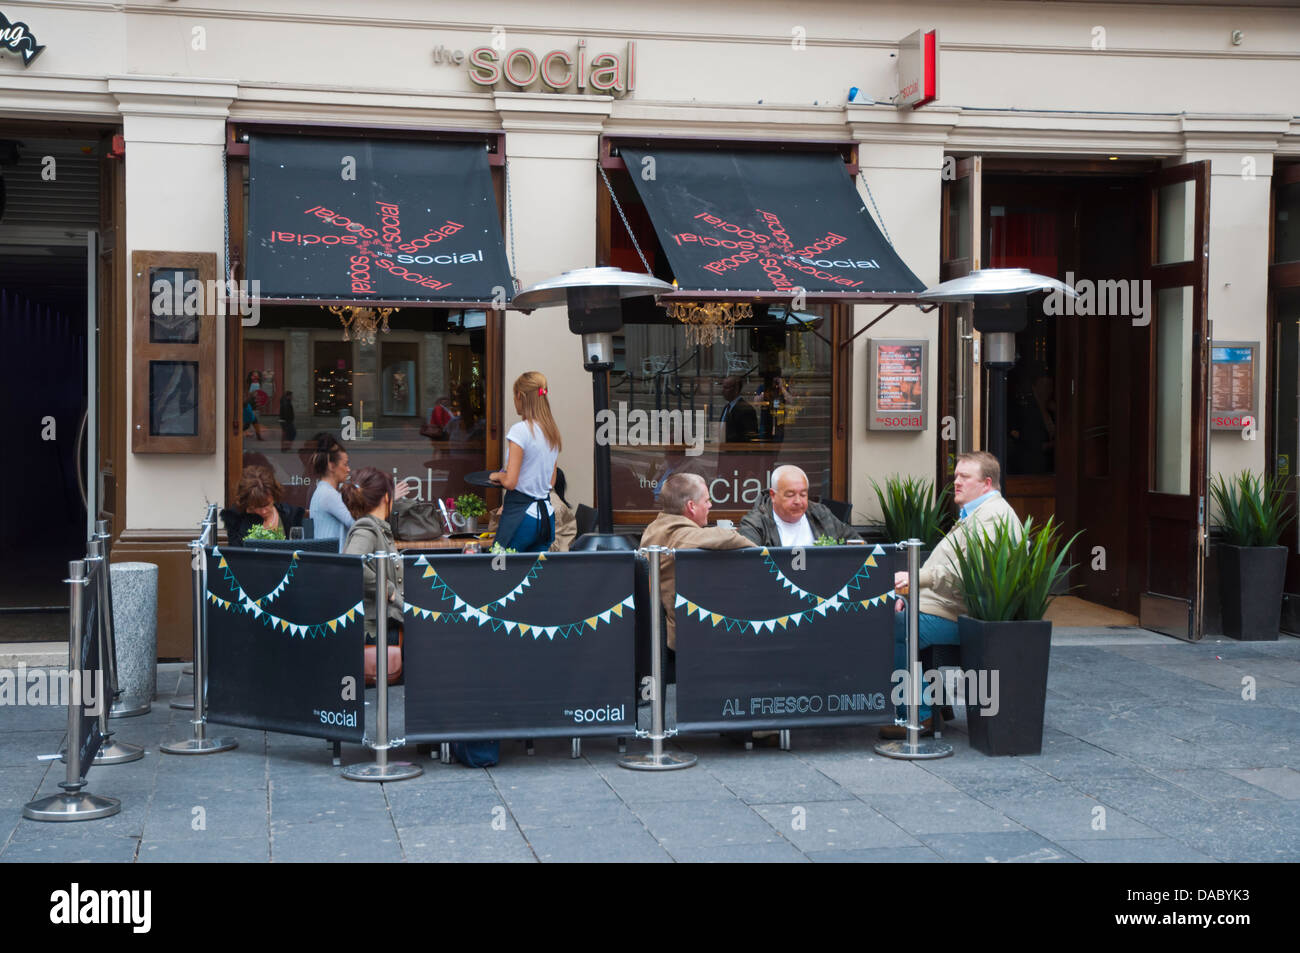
xmin=512 ymin=267 xmax=677 ymax=539
xmin=918 ymin=269 xmax=1077 ymax=481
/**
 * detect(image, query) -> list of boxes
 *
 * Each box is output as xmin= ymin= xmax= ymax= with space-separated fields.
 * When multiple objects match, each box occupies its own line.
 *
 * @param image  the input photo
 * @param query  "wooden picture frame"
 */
xmin=131 ymin=250 xmax=218 ymax=453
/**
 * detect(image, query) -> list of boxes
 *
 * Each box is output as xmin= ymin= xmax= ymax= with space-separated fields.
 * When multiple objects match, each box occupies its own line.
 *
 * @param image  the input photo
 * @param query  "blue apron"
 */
xmin=495 ymin=489 xmax=554 ymax=552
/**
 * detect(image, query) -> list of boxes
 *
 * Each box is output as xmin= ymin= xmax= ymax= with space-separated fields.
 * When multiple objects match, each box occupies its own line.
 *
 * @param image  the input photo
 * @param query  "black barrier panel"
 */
xmin=403 ymin=551 xmax=636 ymax=742
xmin=205 ymin=546 xmax=365 ymax=742
xmin=77 ymin=562 xmax=105 ymax=770
xmin=674 ymin=546 xmax=896 ymax=732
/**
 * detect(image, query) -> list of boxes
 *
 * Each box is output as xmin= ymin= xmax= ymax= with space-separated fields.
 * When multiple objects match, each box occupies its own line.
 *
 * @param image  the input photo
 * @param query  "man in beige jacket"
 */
xmin=880 ymin=450 xmax=1023 ymax=738
xmin=639 ymin=473 xmax=756 ymax=651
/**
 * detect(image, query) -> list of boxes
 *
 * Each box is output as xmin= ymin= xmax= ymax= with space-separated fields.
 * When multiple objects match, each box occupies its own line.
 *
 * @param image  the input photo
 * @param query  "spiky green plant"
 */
xmin=1209 ymin=470 xmax=1294 ymax=548
xmin=947 ymin=515 xmax=1079 ymax=622
xmin=870 ymin=475 xmax=952 ymax=547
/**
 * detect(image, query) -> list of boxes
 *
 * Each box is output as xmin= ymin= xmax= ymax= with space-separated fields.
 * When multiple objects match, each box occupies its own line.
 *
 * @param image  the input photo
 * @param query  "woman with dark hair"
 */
xmin=342 ymin=467 xmax=403 ymax=684
xmin=307 ymin=433 xmax=353 ymax=551
xmin=221 ymin=466 xmax=304 ymax=545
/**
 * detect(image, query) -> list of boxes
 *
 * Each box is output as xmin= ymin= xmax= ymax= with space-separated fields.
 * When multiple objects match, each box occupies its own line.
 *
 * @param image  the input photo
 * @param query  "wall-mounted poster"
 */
xmin=866 ymin=339 xmax=927 ymax=431
xmin=1210 ymin=341 xmax=1258 ymax=431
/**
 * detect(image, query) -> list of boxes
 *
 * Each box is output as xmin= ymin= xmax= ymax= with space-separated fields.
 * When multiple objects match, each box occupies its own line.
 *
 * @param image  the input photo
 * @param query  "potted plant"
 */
xmin=1210 ymin=470 xmax=1294 ymax=641
xmin=948 ymin=515 xmax=1078 ymax=756
xmin=869 ymin=475 xmax=952 ymax=554
xmin=452 ymin=492 xmax=488 ymax=534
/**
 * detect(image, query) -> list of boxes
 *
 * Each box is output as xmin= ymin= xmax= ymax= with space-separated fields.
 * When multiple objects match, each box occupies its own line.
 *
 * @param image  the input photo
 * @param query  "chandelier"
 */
xmin=327 ymin=305 xmax=398 ymax=345
xmin=665 ymin=301 xmax=753 ymax=347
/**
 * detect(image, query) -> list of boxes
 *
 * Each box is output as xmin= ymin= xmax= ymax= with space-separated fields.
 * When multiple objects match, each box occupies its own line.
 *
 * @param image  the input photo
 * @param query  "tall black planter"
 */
xmin=1218 ymin=544 xmax=1286 ymax=641
xmin=958 ymin=616 xmax=1052 ymax=757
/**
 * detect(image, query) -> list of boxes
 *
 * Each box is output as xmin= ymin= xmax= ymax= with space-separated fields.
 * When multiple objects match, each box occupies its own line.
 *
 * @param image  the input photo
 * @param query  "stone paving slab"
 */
xmin=3 ymin=640 xmax=1300 ymax=862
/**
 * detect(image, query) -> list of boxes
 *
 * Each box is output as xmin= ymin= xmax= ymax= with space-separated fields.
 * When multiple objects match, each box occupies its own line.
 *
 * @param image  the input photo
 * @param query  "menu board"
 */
xmin=867 ymin=339 xmax=928 ymax=431
xmin=1210 ymin=342 xmax=1258 ymax=430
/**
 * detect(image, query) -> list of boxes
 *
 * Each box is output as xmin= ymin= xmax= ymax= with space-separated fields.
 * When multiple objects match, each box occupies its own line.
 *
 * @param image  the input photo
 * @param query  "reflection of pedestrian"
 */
xmin=719 ymin=376 xmax=758 ymax=443
xmin=243 ymin=395 xmax=264 ymax=440
xmin=279 ymin=391 xmax=296 ymax=452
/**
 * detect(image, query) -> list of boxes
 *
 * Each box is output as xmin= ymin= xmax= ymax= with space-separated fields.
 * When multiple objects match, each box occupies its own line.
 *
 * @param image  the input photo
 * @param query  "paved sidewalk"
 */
xmin=2 ymin=632 xmax=1299 ymax=863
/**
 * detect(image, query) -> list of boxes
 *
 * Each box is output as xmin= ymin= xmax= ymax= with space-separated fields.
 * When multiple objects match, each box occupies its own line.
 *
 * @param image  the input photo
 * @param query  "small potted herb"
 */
xmin=244 ymin=522 xmax=286 ymax=543
xmin=948 ymin=515 xmax=1078 ymax=756
xmin=1210 ymin=471 xmax=1294 ymax=641
xmin=453 ymin=493 xmax=488 ymax=534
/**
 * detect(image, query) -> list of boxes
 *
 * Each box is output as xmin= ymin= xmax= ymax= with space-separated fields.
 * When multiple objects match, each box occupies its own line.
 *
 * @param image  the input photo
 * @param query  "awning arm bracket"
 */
xmin=839 ymin=302 xmax=937 ymax=350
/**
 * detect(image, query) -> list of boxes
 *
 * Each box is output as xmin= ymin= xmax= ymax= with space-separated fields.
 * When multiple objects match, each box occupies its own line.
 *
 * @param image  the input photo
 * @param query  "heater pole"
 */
xmin=591 ymin=365 xmax=614 ymax=534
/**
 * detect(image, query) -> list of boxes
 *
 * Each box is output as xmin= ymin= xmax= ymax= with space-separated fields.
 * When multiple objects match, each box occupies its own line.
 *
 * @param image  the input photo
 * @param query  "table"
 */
xmin=396 ymin=537 xmax=494 ymax=551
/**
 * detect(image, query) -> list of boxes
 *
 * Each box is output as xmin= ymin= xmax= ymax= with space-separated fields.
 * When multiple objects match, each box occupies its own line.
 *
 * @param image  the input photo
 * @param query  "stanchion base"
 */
xmin=341 ymin=760 xmax=423 ymax=782
xmin=873 ymin=738 xmax=954 ymax=760
xmin=23 ymin=792 xmax=120 ymax=822
xmin=182 ymin=665 xmax=194 ymax=676
xmin=160 ymin=736 xmax=238 ymax=755
xmin=109 ymin=700 xmax=151 ymax=718
xmin=169 ymin=698 xmax=194 ymax=711
xmin=618 ymin=750 xmax=698 ymax=771
xmin=75 ymin=740 xmax=145 ymax=765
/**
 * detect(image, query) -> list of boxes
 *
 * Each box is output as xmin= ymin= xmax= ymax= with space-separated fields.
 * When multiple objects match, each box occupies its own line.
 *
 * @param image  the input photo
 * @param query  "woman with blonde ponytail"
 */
xmin=489 ymin=371 xmax=563 ymax=551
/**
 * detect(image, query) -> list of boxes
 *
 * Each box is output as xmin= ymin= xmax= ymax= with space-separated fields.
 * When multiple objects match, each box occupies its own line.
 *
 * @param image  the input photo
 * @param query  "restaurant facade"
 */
xmin=1 ymin=1 xmax=1298 ymax=655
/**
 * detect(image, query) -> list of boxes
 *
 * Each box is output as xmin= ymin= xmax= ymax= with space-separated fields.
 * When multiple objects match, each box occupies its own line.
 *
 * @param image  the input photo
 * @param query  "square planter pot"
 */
xmin=958 ymin=616 xmax=1052 ymax=757
xmin=1218 ymin=544 xmax=1286 ymax=641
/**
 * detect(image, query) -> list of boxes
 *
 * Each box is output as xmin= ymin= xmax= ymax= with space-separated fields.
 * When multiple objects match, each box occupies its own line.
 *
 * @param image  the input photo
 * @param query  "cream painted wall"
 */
xmin=115 ymin=79 xmax=234 ymax=530
xmin=495 ymin=95 xmax=610 ymax=509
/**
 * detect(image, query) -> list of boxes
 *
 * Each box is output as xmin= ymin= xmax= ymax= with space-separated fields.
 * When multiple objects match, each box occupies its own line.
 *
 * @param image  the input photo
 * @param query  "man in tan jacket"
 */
xmin=639 ymin=473 xmax=756 ymax=651
xmin=880 ymin=450 xmax=1023 ymax=738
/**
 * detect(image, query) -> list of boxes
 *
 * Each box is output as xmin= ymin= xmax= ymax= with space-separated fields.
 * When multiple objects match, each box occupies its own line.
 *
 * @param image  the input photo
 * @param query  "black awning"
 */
xmin=246 ymin=135 xmax=511 ymax=303
xmin=618 ymin=147 xmax=924 ymax=297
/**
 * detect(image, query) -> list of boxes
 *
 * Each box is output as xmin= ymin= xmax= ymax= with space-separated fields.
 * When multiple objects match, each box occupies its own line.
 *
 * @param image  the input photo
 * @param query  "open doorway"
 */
xmin=0 ymin=136 xmax=100 ymax=639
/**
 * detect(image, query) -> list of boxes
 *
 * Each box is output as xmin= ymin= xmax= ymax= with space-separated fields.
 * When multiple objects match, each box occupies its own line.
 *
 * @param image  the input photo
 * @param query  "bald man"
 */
xmin=738 ymin=465 xmax=861 ymax=547
xmin=639 ymin=472 xmax=756 ymax=650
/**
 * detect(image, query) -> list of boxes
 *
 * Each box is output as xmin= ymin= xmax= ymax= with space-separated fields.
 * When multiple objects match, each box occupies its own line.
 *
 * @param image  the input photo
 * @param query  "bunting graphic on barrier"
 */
xmin=212 ymin=545 xmax=301 ymax=607
xmin=404 ymin=594 xmax=636 ymax=641
xmin=760 ymin=545 xmax=887 ymax=606
xmin=411 ymin=553 xmax=549 ymax=613
xmin=674 ymin=586 xmax=895 ymax=634
xmin=205 ymin=589 xmax=364 ymax=639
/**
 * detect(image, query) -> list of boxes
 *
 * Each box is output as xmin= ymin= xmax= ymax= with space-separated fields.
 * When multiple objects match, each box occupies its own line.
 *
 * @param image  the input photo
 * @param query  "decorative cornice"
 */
xmin=108 ymin=75 xmax=237 ymax=120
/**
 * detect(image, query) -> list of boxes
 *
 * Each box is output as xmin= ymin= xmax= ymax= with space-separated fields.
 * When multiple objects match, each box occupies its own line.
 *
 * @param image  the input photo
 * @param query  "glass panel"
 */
xmin=946 ymin=171 xmax=970 ymax=262
xmin=1274 ymin=290 xmax=1300 ymax=491
xmin=1006 ymin=308 xmax=1057 ymax=476
xmin=149 ymin=360 xmax=199 ymax=436
xmin=148 ymin=267 xmax=200 ymax=343
xmin=1156 ymin=180 xmax=1196 ymax=265
xmin=1276 ymin=182 xmax=1300 ymax=264
xmin=1153 ymin=286 xmax=1193 ymax=494
xmin=609 ymin=305 xmax=834 ymax=512
xmin=243 ymin=307 xmax=486 ymax=512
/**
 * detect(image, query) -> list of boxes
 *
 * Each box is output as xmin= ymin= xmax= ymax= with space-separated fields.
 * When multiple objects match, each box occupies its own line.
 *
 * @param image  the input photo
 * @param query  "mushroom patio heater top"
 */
xmin=512 ymin=267 xmax=677 ymax=538
xmin=918 ymin=268 xmax=1078 ymax=484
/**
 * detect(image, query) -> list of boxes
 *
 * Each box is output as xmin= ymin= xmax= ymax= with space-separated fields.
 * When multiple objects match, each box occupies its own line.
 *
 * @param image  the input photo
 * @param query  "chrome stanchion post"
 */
xmin=161 ymin=534 xmax=236 ymax=754
xmin=25 ymin=561 xmax=121 ymax=821
xmin=619 ymin=546 xmax=696 ymax=771
xmin=171 ymin=509 xmax=214 ymax=709
xmin=875 ymin=539 xmax=952 ymax=761
xmin=343 ymin=552 xmax=421 ymax=781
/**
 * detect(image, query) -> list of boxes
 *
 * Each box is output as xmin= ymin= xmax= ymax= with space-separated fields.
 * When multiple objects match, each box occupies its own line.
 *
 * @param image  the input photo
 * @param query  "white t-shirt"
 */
xmin=505 ymin=420 xmax=559 ymax=500
xmin=774 ymin=512 xmax=815 ymax=547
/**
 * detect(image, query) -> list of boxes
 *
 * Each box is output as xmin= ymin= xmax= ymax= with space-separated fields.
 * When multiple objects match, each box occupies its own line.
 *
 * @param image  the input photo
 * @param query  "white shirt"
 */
xmin=505 ymin=420 xmax=559 ymax=500
xmin=774 ymin=512 xmax=815 ymax=547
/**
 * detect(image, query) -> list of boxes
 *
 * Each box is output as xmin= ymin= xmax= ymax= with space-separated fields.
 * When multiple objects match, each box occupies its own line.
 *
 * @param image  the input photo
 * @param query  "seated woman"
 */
xmin=341 ymin=467 xmax=404 ymax=683
xmin=221 ymin=466 xmax=304 ymax=545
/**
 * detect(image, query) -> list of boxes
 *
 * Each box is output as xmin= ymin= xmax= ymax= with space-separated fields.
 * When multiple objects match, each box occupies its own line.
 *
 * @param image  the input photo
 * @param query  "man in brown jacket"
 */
xmin=880 ymin=450 xmax=1023 ymax=738
xmin=639 ymin=472 xmax=756 ymax=651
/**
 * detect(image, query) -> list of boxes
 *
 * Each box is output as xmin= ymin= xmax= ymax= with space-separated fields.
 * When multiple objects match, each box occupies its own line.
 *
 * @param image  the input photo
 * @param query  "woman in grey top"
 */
xmin=307 ymin=433 xmax=354 ymax=552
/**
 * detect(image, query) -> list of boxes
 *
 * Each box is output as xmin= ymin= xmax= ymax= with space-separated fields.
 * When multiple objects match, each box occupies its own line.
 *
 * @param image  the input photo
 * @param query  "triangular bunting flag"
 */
xmin=865 ymin=556 xmax=877 ymax=567
xmin=711 ymin=613 xmax=722 ymax=625
xmin=600 ymin=611 xmax=611 ymax=624
xmin=873 ymin=544 xmax=886 ymax=555
xmin=778 ymin=616 xmax=789 ymax=628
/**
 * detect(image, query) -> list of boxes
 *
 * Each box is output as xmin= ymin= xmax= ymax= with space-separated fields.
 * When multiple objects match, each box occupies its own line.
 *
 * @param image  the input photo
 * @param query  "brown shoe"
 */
xmin=877 ymin=717 xmax=935 ymax=740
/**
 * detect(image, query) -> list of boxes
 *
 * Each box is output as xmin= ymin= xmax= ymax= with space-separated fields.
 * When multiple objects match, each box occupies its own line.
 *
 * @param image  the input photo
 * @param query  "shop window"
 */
xmin=608 ymin=306 xmax=835 ymax=516
xmin=1277 ymin=182 xmax=1300 ymax=265
xmin=130 ymin=251 xmax=217 ymax=453
xmin=242 ymin=306 xmax=487 ymax=511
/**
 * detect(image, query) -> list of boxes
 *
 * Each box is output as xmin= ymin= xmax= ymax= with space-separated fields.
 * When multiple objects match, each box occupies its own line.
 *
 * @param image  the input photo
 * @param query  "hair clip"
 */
xmin=538 ymin=387 xmax=548 ymax=396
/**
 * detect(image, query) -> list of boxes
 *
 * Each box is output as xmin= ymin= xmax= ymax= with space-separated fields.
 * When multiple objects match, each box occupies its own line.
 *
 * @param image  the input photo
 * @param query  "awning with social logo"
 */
xmin=246 ymin=135 xmax=511 ymax=304
xmin=618 ymin=146 xmax=924 ymax=298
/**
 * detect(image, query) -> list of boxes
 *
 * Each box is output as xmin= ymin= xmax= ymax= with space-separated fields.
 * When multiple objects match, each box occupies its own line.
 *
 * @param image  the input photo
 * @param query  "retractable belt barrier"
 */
xmin=23 ymin=559 xmax=121 ymax=821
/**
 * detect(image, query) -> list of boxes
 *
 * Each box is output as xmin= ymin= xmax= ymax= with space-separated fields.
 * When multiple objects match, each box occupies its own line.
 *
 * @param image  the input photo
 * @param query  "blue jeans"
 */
xmin=893 ymin=608 xmax=959 ymax=722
